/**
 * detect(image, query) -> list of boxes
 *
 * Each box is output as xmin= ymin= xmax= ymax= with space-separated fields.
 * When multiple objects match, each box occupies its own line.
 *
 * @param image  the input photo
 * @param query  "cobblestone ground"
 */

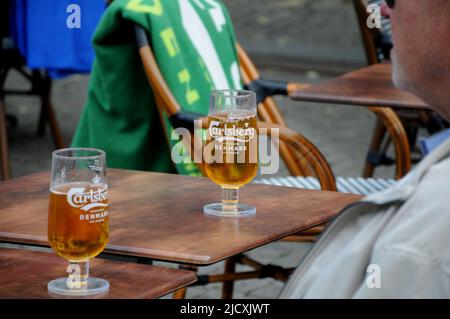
xmin=223 ymin=0 xmax=367 ymax=69
xmin=3 ymin=0 xmax=397 ymax=298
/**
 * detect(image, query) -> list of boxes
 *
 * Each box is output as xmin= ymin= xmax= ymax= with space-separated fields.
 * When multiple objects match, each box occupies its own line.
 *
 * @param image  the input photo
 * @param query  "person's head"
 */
xmin=382 ymin=0 xmax=450 ymax=121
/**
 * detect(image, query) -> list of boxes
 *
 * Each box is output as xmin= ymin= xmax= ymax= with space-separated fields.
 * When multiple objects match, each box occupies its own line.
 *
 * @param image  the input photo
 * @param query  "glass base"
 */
xmin=203 ymin=203 xmax=256 ymax=218
xmin=48 ymin=277 xmax=109 ymax=297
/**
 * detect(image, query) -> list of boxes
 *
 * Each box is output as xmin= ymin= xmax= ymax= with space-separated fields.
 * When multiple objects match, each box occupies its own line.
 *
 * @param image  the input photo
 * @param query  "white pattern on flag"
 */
xmin=230 ymin=61 xmax=242 ymax=89
xmin=204 ymin=0 xmax=226 ymax=32
xmin=191 ymin=0 xmax=205 ymax=10
xmin=179 ymin=0 xmax=230 ymax=89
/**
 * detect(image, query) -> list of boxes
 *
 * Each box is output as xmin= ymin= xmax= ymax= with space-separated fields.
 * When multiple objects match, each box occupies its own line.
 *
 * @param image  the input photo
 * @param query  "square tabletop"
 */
xmin=0 ymin=247 xmax=196 ymax=299
xmin=0 ymin=169 xmax=361 ymax=265
xmin=291 ymin=63 xmax=429 ymax=110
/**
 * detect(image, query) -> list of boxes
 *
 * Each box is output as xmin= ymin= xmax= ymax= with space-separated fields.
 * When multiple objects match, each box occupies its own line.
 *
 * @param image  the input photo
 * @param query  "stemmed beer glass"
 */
xmin=47 ymin=148 xmax=110 ymax=296
xmin=203 ymin=90 xmax=258 ymax=217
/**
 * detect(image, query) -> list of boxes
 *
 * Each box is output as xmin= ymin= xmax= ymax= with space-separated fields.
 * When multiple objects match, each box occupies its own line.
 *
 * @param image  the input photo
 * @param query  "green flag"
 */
xmin=72 ymin=0 xmax=242 ymax=176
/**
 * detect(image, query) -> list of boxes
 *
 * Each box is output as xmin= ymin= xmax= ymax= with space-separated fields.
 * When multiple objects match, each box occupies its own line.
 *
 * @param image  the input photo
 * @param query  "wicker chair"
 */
xmin=0 ymin=0 xmax=65 ymax=180
xmin=134 ymin=24 xmax=342 ymax=298
xmin=353 ymin=0 xmax=448 ymax=177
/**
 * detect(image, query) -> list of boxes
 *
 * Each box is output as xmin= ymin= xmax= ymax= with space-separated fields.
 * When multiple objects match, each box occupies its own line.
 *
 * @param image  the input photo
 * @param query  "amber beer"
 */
xmin=48 ymin=182 xmax=109 ymax=262
xmin=205 ymin=110 xmax=258 ymax=187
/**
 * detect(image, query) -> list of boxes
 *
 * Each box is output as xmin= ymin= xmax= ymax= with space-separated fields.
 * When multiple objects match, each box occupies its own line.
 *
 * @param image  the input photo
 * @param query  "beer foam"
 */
xmin=51 ymin=182 xmax=107 ymax=195
xmin=213 ymin=110 xmax=255 ymax=120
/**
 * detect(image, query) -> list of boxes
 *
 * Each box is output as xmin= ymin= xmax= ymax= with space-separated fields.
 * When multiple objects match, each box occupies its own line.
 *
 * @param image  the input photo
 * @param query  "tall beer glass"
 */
xmin=203 ymin=90 xmax=258 ymax=217
xmin=48 ymin=148 xmax=109 ymax=296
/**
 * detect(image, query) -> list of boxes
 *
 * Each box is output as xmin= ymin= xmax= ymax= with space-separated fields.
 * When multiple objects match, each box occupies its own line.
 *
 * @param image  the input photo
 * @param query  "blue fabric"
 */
xmin=419 ymin=128 xmax=450 ymax=156
xmin=9 ymin=0 xmax=105 ymax=78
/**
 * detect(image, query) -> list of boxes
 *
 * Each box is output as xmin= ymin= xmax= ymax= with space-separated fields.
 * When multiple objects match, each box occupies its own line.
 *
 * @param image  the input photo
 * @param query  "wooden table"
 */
xmin=291 ymin=63 xmax=429 ymax=110
xmin=0 ymin=247 xmax=196 ymax=299
xmin=0 ymin=169 xmax=361 ymax=265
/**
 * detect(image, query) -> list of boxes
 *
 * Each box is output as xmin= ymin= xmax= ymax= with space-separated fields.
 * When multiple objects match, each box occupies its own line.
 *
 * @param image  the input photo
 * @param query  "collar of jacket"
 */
xmin=362 ymin=137 xmax=450 ymax=206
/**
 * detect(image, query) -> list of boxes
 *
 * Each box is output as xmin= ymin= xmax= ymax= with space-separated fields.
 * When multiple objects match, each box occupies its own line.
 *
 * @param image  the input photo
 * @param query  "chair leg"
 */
xmin=173 ymin=264 xmax=198 ymax=299
xmin=41 ymin=95 xmax=65 ymax=149
xmin=0 ymin=97 xmax=11 ymax=180
xmin=363 ymin=118 xmax=387 ymax=178
xmin=37 ymin=101 xmax=46 ymax=137
xmin=221 ymin=258 xmax=236 ymax=299
xmin=173 ymin=287 xmax=188 ymax=299
xmin=37 ymin=74 xmax=65 ymax=149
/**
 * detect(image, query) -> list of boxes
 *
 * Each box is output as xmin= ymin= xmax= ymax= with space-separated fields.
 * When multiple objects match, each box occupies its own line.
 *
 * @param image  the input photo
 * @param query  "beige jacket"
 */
xmin=280 ymin=137 xmax=450 ymax=299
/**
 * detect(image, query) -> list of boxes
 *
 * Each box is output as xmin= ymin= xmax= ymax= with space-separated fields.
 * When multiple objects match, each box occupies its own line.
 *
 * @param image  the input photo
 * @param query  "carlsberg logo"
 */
xmin=67 ymin=187 xmax=108 ymax=212
xmin=209 ymin=121 xmax=256 ymax=143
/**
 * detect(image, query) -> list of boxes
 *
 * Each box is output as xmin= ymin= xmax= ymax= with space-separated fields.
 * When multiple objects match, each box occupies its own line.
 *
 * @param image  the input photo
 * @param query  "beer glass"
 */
xmin=203 ymin=90 xmax=258 ymax=217
xmin=47 ymin=148 xmax=109 ymax=296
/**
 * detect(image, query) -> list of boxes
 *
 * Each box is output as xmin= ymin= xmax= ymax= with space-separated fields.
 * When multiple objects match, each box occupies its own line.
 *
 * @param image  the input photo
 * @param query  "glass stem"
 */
xmin=222 ymin=187 xmax=239 ymax=212
xmin=67 ymin=260 xmax=89 ymax=289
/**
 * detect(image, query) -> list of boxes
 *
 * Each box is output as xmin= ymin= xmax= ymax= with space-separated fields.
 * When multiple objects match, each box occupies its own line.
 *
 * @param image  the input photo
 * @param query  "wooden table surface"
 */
xmin=0 ymin=247 xmax=196 ymax=299
xmin=291 ymin=63 xmax=429 ymax=110
xmin=0 ymin=169 xmax=361 ymax=265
